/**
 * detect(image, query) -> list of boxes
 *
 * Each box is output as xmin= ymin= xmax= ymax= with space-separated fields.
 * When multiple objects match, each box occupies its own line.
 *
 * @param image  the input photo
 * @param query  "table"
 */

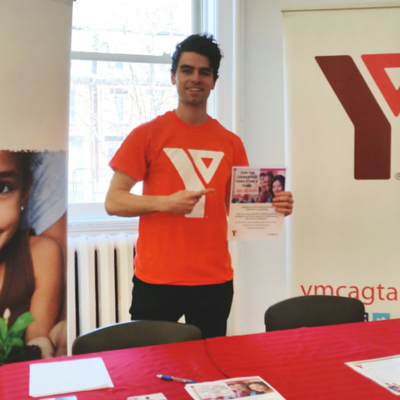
xmin=206 ymin=318 xmax=400 ymax=400
xmin=1 ymin=319 xmax=399 ymax=399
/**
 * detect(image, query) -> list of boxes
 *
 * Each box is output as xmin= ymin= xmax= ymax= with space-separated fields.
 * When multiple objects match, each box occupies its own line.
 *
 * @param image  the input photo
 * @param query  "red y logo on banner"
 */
xmin=316 ymin=54 xmax=400 ymax=180
xmin=362 ymin=54 xmax=400 ymax=117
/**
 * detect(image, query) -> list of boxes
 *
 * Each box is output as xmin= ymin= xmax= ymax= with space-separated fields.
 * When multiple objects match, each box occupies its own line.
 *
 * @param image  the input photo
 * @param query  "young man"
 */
xmin=105 ymin=34 xmax=293 ymax=338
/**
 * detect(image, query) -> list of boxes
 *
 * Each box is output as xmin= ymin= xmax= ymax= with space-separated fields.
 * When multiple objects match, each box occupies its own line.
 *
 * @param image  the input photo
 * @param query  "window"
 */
xmin=69 ymin=0 xmax=197 ymax=218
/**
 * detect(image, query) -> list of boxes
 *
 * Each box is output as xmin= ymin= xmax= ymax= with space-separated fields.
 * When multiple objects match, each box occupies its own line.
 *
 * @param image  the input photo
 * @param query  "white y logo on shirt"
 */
xmin=163 ymin=148 xmax=224 ymax=218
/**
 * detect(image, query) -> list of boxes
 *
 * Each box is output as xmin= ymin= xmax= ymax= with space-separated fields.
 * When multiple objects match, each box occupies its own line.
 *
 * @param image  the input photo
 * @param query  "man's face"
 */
xmin=171 ymin=51 xmax=216 ymax=108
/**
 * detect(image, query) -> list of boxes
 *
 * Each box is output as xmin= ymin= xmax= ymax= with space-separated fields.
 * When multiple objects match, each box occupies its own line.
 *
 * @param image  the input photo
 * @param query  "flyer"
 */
xmin=346 ymin=355 xmax=400 ymax=395
xmin=185 ymin=376 xmax=285 ymax=400
xmin=228 ymin=167 xmax=286 ymax=240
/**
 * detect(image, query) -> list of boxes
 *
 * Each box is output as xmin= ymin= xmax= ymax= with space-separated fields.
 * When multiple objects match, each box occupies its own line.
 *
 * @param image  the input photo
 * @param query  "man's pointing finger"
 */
xmin=198 ymin=188 xmax=215 ymax=196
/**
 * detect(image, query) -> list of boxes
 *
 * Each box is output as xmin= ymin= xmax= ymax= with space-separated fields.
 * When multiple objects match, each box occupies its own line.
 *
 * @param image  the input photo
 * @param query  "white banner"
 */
xmin=0 ymin=0 xmax=72 ymax=150
xmin=284 ymin=5 xmax=400 ymax=321
xmin=0 ymin=0 xmax=72 ymax=363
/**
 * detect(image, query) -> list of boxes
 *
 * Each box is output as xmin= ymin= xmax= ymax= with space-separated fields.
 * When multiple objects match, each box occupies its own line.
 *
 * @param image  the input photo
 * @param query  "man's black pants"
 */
xmin=129 ymin=275 xmax=234 ymax=339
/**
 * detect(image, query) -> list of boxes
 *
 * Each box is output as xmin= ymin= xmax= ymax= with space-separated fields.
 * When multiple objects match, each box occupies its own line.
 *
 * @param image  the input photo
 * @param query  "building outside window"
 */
xmin=69 ymin=0 xmax=195 ymax=208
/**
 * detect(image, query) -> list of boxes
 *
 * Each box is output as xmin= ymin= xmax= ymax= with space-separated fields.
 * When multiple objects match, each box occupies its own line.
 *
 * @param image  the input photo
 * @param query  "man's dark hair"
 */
xmin=171 ymin=34 xmax=223 ymax=81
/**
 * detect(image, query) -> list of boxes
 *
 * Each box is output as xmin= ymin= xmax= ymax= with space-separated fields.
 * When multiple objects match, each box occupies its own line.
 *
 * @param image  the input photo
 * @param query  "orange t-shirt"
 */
xmin=110 ymin=111 xmax=249 ymax=285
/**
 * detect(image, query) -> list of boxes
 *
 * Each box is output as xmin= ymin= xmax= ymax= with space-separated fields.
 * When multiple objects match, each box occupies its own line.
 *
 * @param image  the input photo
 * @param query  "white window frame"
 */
xmin=68 ymin=0 xmax=240 ymax=236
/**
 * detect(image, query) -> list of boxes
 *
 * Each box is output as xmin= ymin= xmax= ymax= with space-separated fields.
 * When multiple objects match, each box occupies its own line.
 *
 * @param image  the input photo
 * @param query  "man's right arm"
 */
xmin=105 ymin=169 xmax=215 ymax=217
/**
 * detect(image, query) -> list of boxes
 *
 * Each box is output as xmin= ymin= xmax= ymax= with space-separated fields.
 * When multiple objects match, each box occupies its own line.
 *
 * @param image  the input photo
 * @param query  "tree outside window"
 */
xmin=69 ymin=0 xmax=193 ymax=203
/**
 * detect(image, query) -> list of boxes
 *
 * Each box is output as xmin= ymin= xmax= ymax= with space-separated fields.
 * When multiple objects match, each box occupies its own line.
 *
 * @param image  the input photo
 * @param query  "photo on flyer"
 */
xmin=228 ymin=167 xmax=286 ymax=241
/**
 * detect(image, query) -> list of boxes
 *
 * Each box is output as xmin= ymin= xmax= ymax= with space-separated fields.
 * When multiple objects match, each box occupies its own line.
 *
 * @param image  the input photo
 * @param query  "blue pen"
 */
xmin=157 ymin=374 xmax=197 ymax=384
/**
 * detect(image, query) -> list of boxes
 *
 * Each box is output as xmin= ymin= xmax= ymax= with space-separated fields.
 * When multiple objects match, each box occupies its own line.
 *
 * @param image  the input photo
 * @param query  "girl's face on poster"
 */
xmin=0 ymin=151 xmax=26 ymax=252
xmin=272 ymin=180 xmax=283 ymax=194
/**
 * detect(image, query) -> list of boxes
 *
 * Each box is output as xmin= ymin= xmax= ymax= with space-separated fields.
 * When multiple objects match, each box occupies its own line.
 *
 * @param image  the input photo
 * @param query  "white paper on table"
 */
xmin=38 ymin=397 xmax=77 ymax=400
xmin=29 ymin=357 xmax=114 ymax=397
xmin=346 ymin=355 xmax=400 ymax=395
xmin=345 ymin=356 xmax=400 ymax=396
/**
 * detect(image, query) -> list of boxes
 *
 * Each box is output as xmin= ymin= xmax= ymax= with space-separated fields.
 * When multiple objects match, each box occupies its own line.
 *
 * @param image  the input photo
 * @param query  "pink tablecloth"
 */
xmin=205 ymin=319 xmax=400 ymax=400
xmin=1 ymin=319 xmax=399 ymax=400
xmin=0 ymin=340 xmax=224 ymax=400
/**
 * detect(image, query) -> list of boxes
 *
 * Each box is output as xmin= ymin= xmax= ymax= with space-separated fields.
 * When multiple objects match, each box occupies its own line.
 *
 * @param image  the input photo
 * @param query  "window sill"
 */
xmin=68 ymin=203 xmax=139 ymax=237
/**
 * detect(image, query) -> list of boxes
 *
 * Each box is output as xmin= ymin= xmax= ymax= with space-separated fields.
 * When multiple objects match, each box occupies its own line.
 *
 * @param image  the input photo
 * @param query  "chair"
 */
xmin=72 ymin=320 xmax=202 ymax=355
xmin=264 ymin=295 xmax=365 ymax=332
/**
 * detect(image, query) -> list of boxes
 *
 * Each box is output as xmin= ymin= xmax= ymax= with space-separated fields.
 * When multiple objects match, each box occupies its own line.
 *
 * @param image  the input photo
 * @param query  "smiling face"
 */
xmin=228 ymin=382 xmax=248 ymax=391
xmin=272 ymin=179 xmax=283 ymax=194
xmin=248 ymin=382 xmax=272 ymax=393
xmin=259 ymin=175 xmax=271 ymax=191
xmin=0 ymin=151 xmax=29 ymax=252
xmin=171 ymin=51 xmax=216 ymax=110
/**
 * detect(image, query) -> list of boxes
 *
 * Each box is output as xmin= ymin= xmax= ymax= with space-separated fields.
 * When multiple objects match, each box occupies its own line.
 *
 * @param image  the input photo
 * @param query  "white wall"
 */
xmin=224 ymin=0 xmax=400 ymax=335
xmin=0 ymin=0 xmax=72 ymax=151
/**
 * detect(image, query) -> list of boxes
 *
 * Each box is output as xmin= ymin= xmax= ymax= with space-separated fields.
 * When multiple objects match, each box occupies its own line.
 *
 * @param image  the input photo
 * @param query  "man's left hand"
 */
xmin=272 ymin=191 xmax=294 ymax=216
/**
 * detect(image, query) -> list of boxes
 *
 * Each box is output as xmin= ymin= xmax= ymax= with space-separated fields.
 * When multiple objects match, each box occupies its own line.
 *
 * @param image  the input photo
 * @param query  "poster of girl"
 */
xmin=0 ymin=150 xmax=65 ymax=360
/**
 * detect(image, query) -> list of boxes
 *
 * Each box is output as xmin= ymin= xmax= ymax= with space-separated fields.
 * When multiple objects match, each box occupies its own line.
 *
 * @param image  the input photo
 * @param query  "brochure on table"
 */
xmin=346 ymin=355 xmax=400 ymax=395
xmin=185 ymin=376 xmax=285 ymax=400
xmin=228 ymin=167 xmax=286 ymax=240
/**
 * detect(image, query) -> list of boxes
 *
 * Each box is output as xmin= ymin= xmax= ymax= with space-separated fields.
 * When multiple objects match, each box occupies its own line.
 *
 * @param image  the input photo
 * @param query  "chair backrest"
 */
xmin=264 ymin=295 xmax=365 ymax=332
xmin=72 ymin=320 xmax=202 ymax=355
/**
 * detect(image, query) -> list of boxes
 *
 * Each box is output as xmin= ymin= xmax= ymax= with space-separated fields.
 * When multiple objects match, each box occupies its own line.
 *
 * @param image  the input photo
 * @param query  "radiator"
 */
xmin=67 ymin=233 xmax=138 ymax=350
